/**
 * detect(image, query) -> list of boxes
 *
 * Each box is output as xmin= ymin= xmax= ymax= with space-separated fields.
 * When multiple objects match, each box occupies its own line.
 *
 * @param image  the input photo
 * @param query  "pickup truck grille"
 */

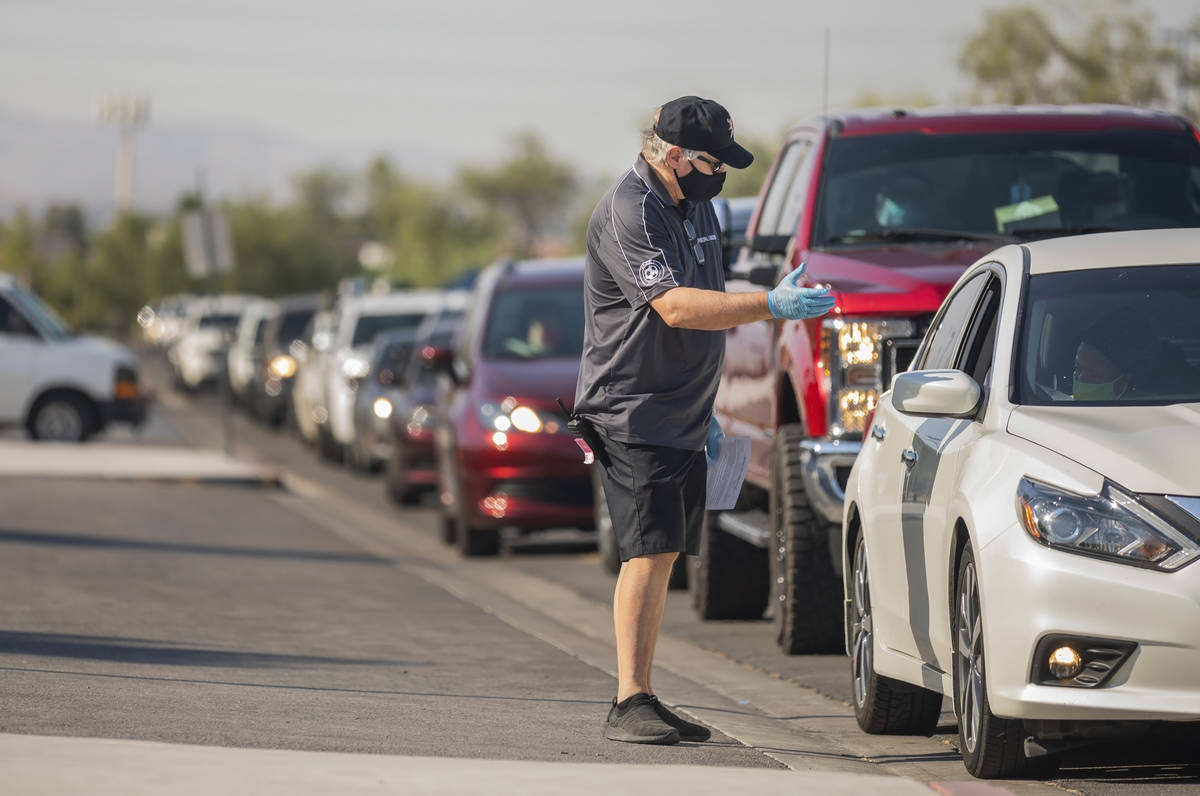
xmin=882 ymin=315 xmax=933 ymax=386
xmin=884 ymin=338 xmax=921 ymax=384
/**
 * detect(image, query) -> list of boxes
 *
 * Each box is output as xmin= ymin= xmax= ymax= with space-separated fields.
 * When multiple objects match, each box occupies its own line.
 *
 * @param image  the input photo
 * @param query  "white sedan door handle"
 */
xmin=901 ymin=448 xmax=918 ymax=467
xmin=871 ymin=424 xmax=886 ymax=441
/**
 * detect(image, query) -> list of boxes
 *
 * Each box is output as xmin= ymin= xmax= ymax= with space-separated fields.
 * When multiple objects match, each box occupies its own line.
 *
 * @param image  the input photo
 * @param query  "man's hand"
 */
xmin=705 ymin=416 xmax=724 ymax=466
xmin=766 ymin=262 xmax=836 ymax=320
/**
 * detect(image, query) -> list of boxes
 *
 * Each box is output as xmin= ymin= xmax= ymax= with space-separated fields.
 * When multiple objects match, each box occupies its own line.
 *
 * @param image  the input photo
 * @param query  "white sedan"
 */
xmin=841 ymin=228 xmax=1200 ymax=779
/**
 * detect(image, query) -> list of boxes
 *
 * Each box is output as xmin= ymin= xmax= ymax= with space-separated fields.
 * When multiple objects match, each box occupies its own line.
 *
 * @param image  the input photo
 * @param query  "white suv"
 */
xmin=318 ymin=290 xmax=445 ymax=460
xmin=167 ymin=295 xmax=254 ymax=391
xmin=0 ymin=274 xmax=144 ymax=441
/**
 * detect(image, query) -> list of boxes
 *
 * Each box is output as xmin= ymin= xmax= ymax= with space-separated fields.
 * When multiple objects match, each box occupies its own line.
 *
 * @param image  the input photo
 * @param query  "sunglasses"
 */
xmin=683 ymin=219 xmax=706 ymax=266
xmin=690 ymin=153 xmax=725 ymax=173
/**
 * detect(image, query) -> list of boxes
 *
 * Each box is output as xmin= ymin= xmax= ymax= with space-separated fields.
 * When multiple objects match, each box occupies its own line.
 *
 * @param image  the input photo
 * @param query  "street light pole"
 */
xmin=97 ymin=95 xmax=150 ymax=212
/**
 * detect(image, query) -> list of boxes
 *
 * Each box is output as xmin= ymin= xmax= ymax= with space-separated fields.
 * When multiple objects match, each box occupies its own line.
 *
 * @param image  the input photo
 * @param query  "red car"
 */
xmin=434 ymin=258 xmax=592 ymax=556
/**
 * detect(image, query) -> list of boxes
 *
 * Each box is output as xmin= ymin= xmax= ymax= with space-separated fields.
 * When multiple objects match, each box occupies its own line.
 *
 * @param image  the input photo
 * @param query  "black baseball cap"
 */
xmin=653 ymin=96 xmax=754 ymax=169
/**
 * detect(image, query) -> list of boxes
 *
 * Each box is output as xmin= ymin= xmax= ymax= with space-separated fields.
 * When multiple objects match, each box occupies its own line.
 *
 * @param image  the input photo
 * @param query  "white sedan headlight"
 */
xmin=1017 ymin=477 xmax=1200 ymax=571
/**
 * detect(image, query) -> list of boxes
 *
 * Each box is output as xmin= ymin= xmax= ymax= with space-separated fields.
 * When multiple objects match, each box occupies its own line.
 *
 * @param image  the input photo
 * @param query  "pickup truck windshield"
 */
xmin=9 ymin=286 xmax=71 ymax=341
xmin=1016 ymin=264 xmax=1200 ymax=406
xmin=814 ymin=129 xmax=1200 ymax=247
xmin=483 ymin=285 xmax=585 ymax=360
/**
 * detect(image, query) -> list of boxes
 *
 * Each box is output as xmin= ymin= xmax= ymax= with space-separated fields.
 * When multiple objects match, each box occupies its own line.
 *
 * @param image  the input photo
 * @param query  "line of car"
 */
xmin=27 ymin=99 xmax=1200 ymax=779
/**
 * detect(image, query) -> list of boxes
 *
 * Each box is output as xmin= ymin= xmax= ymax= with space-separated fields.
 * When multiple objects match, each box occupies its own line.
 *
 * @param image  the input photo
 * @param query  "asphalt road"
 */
xmin=2 ymin=350 xmax=1196 ymax=793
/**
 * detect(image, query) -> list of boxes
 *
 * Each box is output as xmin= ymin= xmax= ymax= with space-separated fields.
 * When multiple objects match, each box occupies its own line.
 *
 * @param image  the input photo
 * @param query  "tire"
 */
xmin=953 ymin=546 xmax=1060 ymax=778
xmin=317 ymin=425 xmax=343 ymax=463
xmin=454 ymin=477 xmax=500 ymax=558
xmin=347 ymin=436 xmax=378 ymax=474
xmin=385 ymin=442 xmax=423 ymax=506
xmin=690 ymin=510 xmax=769 ymax=619
xmin=849 ymin=531 xmax=942 ymax=735
xmin=439 ymin=511 xmax=457 ymax=545
xmin=27 ymin=392 xmax=96 ymax=442
xmin=770 ymin=423 xmax=844 ymax=654
xmin=593 ymin=467 xmax=622 ymax=575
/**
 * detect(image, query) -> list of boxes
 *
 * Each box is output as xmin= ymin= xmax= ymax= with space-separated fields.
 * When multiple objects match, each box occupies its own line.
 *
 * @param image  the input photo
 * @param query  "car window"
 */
xmin=482 ymin=285 xmax=585 ymax=360
xmin=1016 ymin=264 xmax=1200 ymax=405
xmin=253 ymin=317 xmax=270 ymax=345
xmin=755 ymin=138 xmax=814 ymax=239
xmin=199 ymin=314 xmax=240 ymax=329
xmin=955 ymin=274 xmax=1003 ymax=385
xmin=374 ymin=340 xmax=416 ymax=385
xmin=456 ymin=266 xmax=501 ymax=374
xmin=0 ymin=296 xmax=31 ymax=337
xmin=6 ymin=287 xmax=68 ymax=339
xmin=351 ymin=313 xmax=426 ymax=348
xmin=278 ymin=309 xmax=315 ymax=345
xmin=916 ymin=272 xmax=990 ymax=370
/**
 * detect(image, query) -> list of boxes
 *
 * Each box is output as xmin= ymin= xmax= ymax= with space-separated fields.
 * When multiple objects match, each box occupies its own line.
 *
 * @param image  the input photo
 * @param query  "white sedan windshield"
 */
xmin=1017 ymin=264 xmax=1200 ymax=405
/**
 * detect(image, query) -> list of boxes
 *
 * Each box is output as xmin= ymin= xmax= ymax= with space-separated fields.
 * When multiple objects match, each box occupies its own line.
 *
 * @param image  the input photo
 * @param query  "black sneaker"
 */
xmin=603 ymin=694 xmax=680 ymax=745
xmin=649 ymin=696 xmax=711 ymax=742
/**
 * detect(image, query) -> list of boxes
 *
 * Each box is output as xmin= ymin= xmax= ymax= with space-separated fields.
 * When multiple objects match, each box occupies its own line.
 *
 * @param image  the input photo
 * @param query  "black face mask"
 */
xmin=674 ymin=163 xmax=726 ymax=202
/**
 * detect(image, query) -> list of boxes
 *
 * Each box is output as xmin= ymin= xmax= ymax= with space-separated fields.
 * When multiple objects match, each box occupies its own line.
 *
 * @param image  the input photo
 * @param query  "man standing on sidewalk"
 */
xmin=574 ymin=96 xmax=836 ymax=745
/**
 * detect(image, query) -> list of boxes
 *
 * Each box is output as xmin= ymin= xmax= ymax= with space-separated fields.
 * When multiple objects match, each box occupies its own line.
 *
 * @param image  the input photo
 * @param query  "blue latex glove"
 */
xmin=766 ymin=262 xmax=836 ymax=320
xmin=705 ymin=416 xmax=724 ymax=466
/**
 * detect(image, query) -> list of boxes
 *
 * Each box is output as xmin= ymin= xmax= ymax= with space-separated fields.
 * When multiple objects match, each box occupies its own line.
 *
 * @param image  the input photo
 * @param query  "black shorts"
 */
xmin=596 ymin=431 xmax=706 ymax=561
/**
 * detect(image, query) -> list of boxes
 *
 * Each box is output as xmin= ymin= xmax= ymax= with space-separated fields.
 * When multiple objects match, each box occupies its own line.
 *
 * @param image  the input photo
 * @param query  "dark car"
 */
xmin=250 ymin=293 xmax=326 ymax=426
xmin=385 ymin=304 xmax=466 ymax=505
xmin=434 ymin=258 xmax=591 ymax=556
xmin=346 ymin=327 xmax=421 ymax=473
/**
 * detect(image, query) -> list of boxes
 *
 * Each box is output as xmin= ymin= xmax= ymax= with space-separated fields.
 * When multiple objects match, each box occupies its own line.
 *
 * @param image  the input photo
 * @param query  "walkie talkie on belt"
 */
xmin=556 ymin=397 xmax=603 ymax=465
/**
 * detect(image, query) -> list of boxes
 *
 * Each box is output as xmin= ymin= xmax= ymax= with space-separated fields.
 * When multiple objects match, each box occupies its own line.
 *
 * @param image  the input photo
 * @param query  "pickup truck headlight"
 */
xmin=822 ymin=318 xmax=914 ymax=438
xmin=1017 ymin=477 xmax=1200 ymax=571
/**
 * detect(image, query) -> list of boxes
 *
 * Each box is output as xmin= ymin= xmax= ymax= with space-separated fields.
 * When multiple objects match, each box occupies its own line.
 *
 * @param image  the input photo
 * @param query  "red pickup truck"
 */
xmin=691 ymin=105 xmax=1200 ymax=653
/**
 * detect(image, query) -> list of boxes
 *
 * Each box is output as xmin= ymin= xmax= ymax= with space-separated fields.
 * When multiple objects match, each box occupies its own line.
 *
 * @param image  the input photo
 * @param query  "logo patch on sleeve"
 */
xmin=639 ymin=259 xmax=666 ymax=286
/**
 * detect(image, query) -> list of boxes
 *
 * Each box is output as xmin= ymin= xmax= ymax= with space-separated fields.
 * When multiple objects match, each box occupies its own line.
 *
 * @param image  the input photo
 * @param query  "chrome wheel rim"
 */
xmin=851 ymin=536 xmax=873 ymax=708
xmin=956 ymin=561 xmax=984 ymax=754
xmin=36 ymin=401 xmax=84 ymax=441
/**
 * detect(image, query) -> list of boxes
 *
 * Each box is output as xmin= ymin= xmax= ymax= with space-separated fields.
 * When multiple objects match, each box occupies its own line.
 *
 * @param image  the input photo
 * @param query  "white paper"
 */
xmin=706 ymin=436 xmax=750 ymax=510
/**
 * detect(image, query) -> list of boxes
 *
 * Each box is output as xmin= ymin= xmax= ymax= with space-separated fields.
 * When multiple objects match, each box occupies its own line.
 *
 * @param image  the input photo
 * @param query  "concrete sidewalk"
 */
xmin=0 ymin=441 xmax=280 ymax=486
xmin=0 ymin=734 xmax=939 ymax=796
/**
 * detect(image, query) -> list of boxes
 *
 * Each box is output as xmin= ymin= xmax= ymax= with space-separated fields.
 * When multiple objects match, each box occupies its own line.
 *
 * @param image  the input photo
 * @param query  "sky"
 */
xmin=2 ymin=0 xmax=1197 ymax=207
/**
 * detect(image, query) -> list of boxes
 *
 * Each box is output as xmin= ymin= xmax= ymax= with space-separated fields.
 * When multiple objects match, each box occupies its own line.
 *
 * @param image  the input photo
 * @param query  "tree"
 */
xmin=959 ymin=1 xmax=1172 ymax=106
xmin=459 ymin=131 xmax=577 ymax=258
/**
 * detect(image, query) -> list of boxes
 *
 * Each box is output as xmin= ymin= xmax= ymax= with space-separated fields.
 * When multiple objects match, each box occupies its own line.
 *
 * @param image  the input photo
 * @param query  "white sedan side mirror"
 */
xmin=891 ymin=370 xmax=982 ymax=418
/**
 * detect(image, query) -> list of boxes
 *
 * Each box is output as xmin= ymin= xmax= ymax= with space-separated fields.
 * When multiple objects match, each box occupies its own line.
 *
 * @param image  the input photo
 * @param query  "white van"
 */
xmin=0 ymin=274 xmax=145 ymax=441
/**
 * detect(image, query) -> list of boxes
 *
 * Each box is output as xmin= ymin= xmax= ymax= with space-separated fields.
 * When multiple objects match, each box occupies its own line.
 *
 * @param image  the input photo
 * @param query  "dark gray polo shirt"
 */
xmin=573 ymin=155 xmax=725 ymax=451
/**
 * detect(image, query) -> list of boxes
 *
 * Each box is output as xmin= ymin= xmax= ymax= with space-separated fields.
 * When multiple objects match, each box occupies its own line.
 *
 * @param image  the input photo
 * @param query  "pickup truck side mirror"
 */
xmin=891 ymin=370 xmax=981 ymax=418
xmin=748 ymin=233 xmax=791 ymax=256
xmin=745 ymin=265 xmax=778 ymax=288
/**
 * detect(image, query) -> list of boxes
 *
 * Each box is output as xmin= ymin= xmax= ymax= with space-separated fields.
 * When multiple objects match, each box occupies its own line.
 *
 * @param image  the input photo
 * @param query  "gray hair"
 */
xmin=641 ymin=107 xmax=700 ymax=166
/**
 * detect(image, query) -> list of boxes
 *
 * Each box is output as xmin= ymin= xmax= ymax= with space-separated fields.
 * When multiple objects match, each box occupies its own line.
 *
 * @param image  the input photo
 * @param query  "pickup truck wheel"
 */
xmin=770 ymin=424 xmax=844 ymax=654
xmin=690 ymin=510 xmax=769 ymax=619
xmin=593 ymin=467 xmax=621 ymax=575
xmin=27 ymin=392 xmax=96 ymax=442
xmin=850 ymin=532 xmax=942 ymax=734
